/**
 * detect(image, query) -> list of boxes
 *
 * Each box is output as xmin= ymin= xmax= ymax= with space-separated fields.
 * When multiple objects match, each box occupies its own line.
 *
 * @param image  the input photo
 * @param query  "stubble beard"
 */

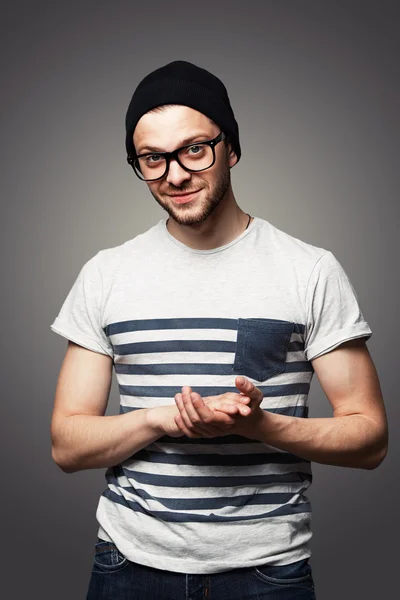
xmin=150 ymin=160 xmax=231 ymax=227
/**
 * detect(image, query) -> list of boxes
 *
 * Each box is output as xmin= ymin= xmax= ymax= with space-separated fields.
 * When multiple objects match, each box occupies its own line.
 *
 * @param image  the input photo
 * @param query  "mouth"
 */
xmin=168 ymin=190 xmax=200 ymax=204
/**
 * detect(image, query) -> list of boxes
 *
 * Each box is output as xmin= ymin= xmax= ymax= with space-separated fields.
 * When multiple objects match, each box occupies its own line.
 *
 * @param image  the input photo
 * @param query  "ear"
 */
xmin=226 ymin=139 xmax=238 ymax=168
xmin=225 ymin=136 xmax=237 ymax=169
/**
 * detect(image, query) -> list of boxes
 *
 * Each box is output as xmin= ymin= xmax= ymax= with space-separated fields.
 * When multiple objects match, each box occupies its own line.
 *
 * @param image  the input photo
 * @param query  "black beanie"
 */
xmin=125 ymin=60 xmax=241 ymax=164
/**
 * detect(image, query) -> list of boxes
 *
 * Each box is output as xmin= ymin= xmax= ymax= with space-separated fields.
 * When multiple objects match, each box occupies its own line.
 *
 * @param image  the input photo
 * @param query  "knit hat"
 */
xmin=125 ymin=60 xmax=241 ymax=163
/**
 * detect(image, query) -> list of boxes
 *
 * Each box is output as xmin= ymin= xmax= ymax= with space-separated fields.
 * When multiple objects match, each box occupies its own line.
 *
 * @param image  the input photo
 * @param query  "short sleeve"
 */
xmin=304 ymin=250 xmax=372 ymax=361
xmin=50 ymin=252 xmax=114 ymax=358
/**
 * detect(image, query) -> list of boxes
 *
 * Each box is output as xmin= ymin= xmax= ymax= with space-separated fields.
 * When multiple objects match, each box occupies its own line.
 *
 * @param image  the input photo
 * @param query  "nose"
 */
xmin=166 ymin=158 xmax=191 ymax=186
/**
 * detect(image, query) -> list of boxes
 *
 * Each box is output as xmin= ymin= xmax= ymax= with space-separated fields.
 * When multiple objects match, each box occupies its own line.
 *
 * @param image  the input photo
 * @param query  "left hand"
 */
xmin=174 ymin=376 xmax=264 ymax=438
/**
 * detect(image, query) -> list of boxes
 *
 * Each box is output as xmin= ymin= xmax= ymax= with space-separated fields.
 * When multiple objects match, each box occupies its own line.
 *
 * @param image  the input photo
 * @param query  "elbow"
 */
xmin=367 ymin=444 xmax=388 ymax=470
xmin=51 ymin=421 xmax=80 ymax=473
xmin=51 ymin=445 xmax=79 ymax=474
xmin=365 ymin=433 xmax=389 ymax=470
xmin=361 ymin=417 xmax=389 ymax=470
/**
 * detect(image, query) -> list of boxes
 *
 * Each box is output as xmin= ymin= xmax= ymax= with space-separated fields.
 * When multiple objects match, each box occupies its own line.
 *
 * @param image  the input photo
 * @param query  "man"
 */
xmin=50 ymin=60 xmax=388 ymax=599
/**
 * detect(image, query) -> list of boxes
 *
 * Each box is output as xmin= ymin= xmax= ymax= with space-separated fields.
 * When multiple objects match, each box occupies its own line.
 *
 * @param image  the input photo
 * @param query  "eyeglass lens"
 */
xmin=135 ymin=143 xmax=214 ymax=181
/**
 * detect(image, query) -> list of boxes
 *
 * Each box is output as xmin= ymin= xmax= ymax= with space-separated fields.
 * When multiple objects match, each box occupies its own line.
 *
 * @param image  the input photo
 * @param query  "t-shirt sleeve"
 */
xmin=50 ymin=252 xmax=114 ymax=358
xmin=304 ymin=250 xmax=372 ymax=361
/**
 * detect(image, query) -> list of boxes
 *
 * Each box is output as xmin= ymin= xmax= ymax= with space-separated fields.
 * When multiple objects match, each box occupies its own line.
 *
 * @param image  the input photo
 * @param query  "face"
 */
xmin=132 ymin=105 xmax=238 ymax=226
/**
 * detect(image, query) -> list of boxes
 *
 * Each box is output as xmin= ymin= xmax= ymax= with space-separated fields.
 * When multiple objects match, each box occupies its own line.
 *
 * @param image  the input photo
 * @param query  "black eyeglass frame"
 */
xmin=127 ymin=131 xmax=227 ymax=181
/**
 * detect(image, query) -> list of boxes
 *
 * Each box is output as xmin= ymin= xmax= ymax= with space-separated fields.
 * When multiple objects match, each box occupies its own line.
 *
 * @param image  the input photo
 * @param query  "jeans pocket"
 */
xmin=92 ymin=538 xmax=129 ymax=573
xmin=253 ymin=558 xmax=315 ymax=590
xmin=233 ymin=318 xmax=294 ymax=382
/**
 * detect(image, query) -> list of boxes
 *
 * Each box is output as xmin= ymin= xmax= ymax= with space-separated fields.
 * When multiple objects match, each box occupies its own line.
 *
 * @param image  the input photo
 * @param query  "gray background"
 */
xmin=1 ymin=1 xmax=398 ymax=598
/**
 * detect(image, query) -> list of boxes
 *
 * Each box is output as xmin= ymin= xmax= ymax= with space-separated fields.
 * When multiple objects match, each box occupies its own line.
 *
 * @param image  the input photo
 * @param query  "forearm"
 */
xmin=52 ymin=409 xmax=163 ymax=473
xmin=251 ymin=411 xmax=388 ymax=469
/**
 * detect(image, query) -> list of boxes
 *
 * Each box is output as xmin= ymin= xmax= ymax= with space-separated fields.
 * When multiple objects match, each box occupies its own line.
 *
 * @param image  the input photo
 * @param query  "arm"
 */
xmin=174 ymin=340 xmax=388 ymax=469
xmin=245 ymin=339 xmax=388 ymax=469
xmin=50 ymin=342 xmax=168 ymax=473
xmin=50 ymin=342 xmax=249 ymax=473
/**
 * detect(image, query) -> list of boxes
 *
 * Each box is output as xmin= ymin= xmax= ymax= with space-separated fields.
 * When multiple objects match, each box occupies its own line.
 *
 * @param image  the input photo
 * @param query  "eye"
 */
xmin=186 ymin=144 xmax=204 ymax=155
xmin=142 ymin=154 xmax=164 ymax=165
xmin=146 ymin=154 xmax=162 ymax=163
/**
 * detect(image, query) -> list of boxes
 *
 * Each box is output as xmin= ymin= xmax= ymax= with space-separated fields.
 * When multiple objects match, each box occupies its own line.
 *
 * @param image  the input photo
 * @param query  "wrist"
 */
xmin=241 ymin=408 xmax=270 ymax=441
xmin=145 ymin=407 xmax=164 ymax=436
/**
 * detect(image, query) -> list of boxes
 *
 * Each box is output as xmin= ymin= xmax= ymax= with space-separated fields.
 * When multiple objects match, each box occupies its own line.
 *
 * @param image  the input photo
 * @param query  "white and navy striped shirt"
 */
xmin=50 ymin=216 xmax=372 ymax=573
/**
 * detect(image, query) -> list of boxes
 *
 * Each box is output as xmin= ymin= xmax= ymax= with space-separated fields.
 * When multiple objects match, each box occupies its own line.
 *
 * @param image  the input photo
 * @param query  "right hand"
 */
xmin=147 ymin=392 xmax=251 ymax=438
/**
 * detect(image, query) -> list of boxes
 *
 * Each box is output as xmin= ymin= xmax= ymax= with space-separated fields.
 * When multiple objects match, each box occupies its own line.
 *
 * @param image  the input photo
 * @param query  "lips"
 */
xmin=169 ymin=190 xmax=200 ymax=204
xmin=170 ymin=190 xmax=198 ymax=197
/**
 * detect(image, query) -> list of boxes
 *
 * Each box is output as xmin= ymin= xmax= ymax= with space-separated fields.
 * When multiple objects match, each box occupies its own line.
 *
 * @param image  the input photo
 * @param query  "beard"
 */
xmin=148 ymin=159 xmax=231 ymax=227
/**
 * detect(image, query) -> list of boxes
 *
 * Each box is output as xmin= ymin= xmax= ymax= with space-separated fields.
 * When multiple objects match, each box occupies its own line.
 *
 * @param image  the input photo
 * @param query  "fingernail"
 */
xmin=238 ymin=376 xmax=245 ymax=385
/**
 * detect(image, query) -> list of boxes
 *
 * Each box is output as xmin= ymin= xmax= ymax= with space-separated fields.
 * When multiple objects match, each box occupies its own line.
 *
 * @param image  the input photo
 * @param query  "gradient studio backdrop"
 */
xmin=1 ymin=2 xmax=398 ymax=598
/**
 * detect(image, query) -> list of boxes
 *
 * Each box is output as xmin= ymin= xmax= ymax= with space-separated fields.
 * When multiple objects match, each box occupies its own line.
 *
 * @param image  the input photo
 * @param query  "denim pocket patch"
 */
xmin=92 ymin=538 xmax=129 ymax=573
xmin=233 ymin=318 xmax=294 ymax=382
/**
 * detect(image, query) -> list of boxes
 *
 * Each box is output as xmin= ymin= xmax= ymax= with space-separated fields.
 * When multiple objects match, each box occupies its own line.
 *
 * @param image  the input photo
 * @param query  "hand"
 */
xmin=146 ymin=391 xmax=251 ymax=439
xmin=146 ymin=404 xmax=186 ymax=438
xmin=233 ymin=375 xmax=264 ymax=418
xmin=203 ymin=376 xmax=263 ymax=415
xmin=174 ymin=376 xmax=264 ymax=438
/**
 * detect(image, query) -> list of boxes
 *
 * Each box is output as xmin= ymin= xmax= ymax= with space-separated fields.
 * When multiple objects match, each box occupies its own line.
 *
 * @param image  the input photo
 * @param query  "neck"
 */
xmin=166 ymin=198 xmax=252 ymax=250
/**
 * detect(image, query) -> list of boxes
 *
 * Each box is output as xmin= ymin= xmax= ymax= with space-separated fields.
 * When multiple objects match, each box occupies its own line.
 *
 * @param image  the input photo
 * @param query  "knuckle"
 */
xmin=202 ymin=414 xmax=213 ymax=424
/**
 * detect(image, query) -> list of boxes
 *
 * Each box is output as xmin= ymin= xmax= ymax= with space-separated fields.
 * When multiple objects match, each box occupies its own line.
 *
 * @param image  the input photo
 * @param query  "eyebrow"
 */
xmin=137 ymin=132 xmax=212 ymax=155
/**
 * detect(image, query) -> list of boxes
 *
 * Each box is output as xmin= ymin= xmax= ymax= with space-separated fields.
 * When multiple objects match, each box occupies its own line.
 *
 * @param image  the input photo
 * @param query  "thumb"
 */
xmin=235 ymin=376 xmax=247 ymax=388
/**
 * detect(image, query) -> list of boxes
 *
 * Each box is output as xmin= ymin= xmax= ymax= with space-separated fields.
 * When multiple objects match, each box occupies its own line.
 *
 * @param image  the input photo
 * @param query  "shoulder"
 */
xmin=255 ymin=216 xmax=328 ymax=270
xmin=94 ymin=219 xmax=164 ymax=273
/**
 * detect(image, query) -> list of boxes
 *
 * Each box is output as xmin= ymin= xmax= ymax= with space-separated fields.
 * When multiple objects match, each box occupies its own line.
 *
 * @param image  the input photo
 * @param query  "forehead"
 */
xmin=133 ymin=105 xmax=216 ymax=153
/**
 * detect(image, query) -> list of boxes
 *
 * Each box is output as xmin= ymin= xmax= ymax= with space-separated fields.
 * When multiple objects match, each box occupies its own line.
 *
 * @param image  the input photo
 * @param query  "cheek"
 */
xmin=148 ymin=182 xmax=161 ymax=195
xmin=194 ymin=174 xmax=210 ymax=189
xmin=202 ymin=170 xmax=220 ymax=189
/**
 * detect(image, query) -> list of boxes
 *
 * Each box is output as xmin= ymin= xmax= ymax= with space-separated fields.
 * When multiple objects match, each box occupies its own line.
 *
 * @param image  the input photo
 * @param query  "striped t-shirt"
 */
xmin=50 ymin=215 xmax=372 ymax=574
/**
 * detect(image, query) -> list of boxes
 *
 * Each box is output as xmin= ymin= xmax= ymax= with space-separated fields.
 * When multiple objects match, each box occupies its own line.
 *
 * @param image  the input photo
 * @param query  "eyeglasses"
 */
xmin=127 ymin=131 xmax=226 ymax=181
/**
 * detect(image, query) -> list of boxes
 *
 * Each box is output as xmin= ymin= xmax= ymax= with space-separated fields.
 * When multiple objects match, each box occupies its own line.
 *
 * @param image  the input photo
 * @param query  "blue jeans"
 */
xmin=86 ymin=538 xmax=317 ymax=599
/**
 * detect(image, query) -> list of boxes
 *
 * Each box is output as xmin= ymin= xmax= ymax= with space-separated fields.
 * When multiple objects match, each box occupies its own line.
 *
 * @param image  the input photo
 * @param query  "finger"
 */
xmin=203 ymin=392 xmax=247 ymax=405
xmin=191 ymin=393 xmax=238 ymax=432
xmin=190 ymin=394 xmax=237 ymax=432
xmin=204 ymin=392 xmax=250 ymax=407
xmin=175 ymin=392 xmax=198 ymax=431
xmin=234 ymin=403 xmax=252 ymax=416
xmin=181 ymin=387 xmax=214 ymax=434
xmin=190 ymin=392 xmax=220 ymax=421
xmin=174 ymin=413 xmax=202 ymax=438
xmin=214 ymin=402 xmax=251 ymax=417
xmin=235 ymin=376 xmax=263 ymax=405
xmin=187 ymin=392 xmax=228 ymax=436
xmin=208 ymin=401 xmax=241 ymax=416
xmin=178 ymin=389 xmax=213 ymax=435
xmin=190 ymin=403 xmax=227 ymax=437
xmin=238 ymin=394 xmax=251 ymax=403
xmin=182 ymin=386 xmax=213 ymax=424
xmin=176 ymin=393 xmax=224 ymax=438
xmin=220 ymin=391 xmax=250 ymax=404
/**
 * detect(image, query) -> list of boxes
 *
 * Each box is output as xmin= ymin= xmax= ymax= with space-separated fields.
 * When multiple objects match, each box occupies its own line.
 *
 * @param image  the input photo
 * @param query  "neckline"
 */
xmin=160 ymin=215 xmax=259 ymax=255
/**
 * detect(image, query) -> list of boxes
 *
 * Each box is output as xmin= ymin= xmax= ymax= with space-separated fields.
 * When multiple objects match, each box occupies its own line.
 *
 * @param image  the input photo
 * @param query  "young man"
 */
xmin=50 ymin=60 xmax=388 ymax=599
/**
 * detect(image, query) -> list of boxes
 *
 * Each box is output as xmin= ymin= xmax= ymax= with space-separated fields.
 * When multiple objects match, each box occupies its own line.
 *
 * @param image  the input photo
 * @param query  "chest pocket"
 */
xmin=233 ymin=318 xmax=295 ymax=382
